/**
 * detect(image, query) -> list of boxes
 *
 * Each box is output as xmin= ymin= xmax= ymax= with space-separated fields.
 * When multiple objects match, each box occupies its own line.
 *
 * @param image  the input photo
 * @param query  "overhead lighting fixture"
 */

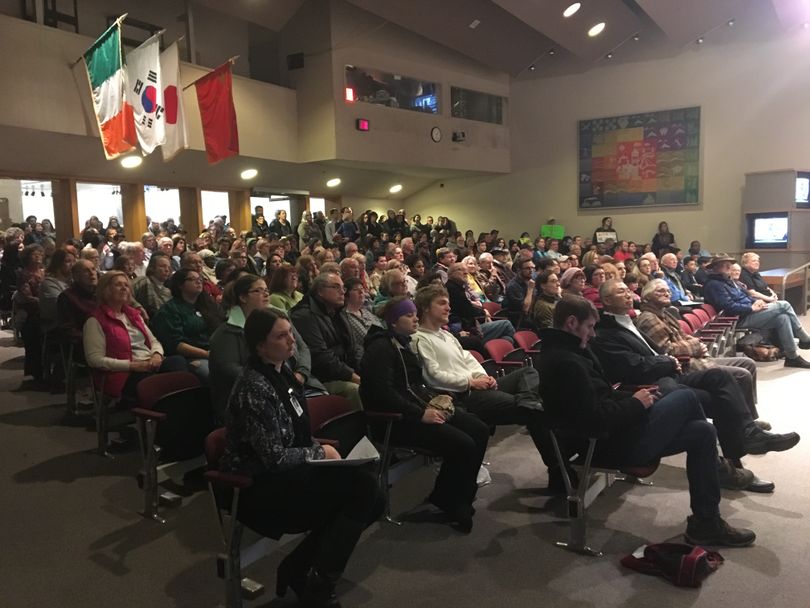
xmin=588 ymin=22 xmax=606 ymax=37
xmin=529 ymin=64 xmax=536 ymax=71
xmin=548 ymin=48 xmax=556 ymax=56
xmin=803 ymin=22 xmax=809 ymax=29
xmin=240 ymin=168 xmax=258 ymax=180
xmin=606 ymin=52 xmax=613 ymax=59
xmin=469 ymin=19 xmax=481 ymax=29
xmin=632 ymin=33 xmax=640 ymax=41
xmin=563 ymin=3 xmax=581 ymax=18
xmin=696 ymin=37 xmax=704 ymax=44
xmin=727 ymin=18 xmax=735 ymax=26
xmin=120 ymin=155 xmax=142 ymax=169
xmin=326 ymin=178 xmax=341 ymax=188
xmin=344 ymin=87 xmax=355 ymax=102
xmin=389 ymin=184 xmax=403 ymax=194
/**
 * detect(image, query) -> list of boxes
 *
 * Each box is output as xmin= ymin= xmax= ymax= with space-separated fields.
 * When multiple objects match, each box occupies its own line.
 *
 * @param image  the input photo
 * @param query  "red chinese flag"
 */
xmin=194 ymin=63 xmax=239 ymax=164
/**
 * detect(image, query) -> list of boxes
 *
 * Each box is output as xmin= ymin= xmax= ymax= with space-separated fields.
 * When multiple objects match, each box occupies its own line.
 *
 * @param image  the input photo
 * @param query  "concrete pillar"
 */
xmin=178 ymin=187 xmax=203 ymax=236
xmin=121 ymin=183 xmax=146 ymax=240
xmin=51 ymin=178 xmax=79 ymax=243
xmin=228 ymin=190 xmax=251 ymax=235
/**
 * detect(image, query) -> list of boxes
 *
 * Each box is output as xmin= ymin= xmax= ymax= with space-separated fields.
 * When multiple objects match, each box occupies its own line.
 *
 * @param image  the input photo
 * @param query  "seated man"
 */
xmin=537 ymin=295 xmax=755 ymax=547
xmin=738 ymin=252 xmax=778 ymax=303
xmin=445 ymin=263 xmax=515 ymax=344
xmin=636 ymin=279 xmax=761 ymax=421
xmin=502 ymin=256 xmax=536 ymax=329
xmin=593 ymin=279 xmax=800 ymax=492
xmin=660 ymin=252 xmax=697 ymax=303
xmin=431 ymin=247 xmax=456 ymax=284
xmin=703 ymin=255 xmax=810 ymax=368
xmin=291 ymin=271 xmax=363 ymax=411
xmin=411 ymin=285 xmax=562 ymax=492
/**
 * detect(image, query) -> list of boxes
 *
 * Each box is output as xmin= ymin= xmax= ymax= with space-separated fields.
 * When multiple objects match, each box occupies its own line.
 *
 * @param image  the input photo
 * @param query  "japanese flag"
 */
xmin=124 ymin=34 xmax=165 ymax=155
xmin=159 ymin=41 xmax=188 ymax=161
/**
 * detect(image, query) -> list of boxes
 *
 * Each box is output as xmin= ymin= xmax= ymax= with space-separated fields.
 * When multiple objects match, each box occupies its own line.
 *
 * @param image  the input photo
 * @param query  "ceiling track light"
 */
xmin=528 ymin=64 xmax=536 ymax=71
xmin=696 ymin=37 xmax=704 ymax=44
xmin=548 ymin=48 xmax=556 ymax=56
xmin=606 ymin=52 xmax=613 ymax=59
xmin=727 ymin=18 xmax=735 ymax=26
xmin=632 ymin=33 xmax=640 ymax=41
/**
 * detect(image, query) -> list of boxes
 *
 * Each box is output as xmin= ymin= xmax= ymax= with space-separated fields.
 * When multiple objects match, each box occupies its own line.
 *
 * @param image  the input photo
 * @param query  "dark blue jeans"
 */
xmin=625 ymin=387 xmax=720 ymax=519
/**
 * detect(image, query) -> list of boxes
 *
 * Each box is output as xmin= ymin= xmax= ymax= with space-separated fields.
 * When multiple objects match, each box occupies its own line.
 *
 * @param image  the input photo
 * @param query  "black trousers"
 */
xmin=388 ymin=409 xmax=489 ymax=511
xmin=660 ymin=367 xmax=753 ymax=460
xmin=456 ymin=367 xmax=557 ymax=471
xmin=20 ymin=315 xmax=42 ymax=380
xmin=241 ymin=465 xmax=385 ymax=576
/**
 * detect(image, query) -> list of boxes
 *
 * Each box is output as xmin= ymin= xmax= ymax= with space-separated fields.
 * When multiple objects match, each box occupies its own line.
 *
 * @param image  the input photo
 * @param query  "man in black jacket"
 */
xmin=446 ymin=263 xmax=515 ymax=344
xmin=538 ymin=295 xmax=755 ymax=547
xmin=290 ymin=271 xmax=363 ymax=410
xmin=592 ymin=279 xmax=800 ymax=492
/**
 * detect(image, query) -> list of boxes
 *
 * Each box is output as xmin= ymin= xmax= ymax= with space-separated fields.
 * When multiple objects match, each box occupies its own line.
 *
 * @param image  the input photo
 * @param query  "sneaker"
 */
xmin=743 ymin=427 xmax=801 ymax=455
xmin=717 ymin=459 xmax=754 ymax=490
xmin=784 ymin=355 xmax=810 ymax=369
xmin=754 ymin=419 xmax=772 ymax=431
xmin=684 ymin=515 xmax=756 ymax=547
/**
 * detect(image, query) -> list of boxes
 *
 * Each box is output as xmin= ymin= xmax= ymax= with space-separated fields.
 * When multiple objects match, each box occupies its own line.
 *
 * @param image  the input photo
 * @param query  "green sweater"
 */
xmin=151 ymin=298 xmax=210 ymax=355
xmin=269 ymin=290 xmax=303 ymax=312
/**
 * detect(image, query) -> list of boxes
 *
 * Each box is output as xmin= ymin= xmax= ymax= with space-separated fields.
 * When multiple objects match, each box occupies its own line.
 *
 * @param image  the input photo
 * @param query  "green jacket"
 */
xmin=151 ymin=297 xmax=210 ymax=355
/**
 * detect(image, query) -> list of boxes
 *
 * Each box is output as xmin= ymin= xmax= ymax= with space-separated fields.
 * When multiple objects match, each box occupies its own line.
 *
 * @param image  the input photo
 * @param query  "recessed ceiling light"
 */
xmin=588 ymin=22 xmax=606 ymax=37
xmin=606 ymin=52 xmax=613 ymax=59
xmin=469 ymin=19 xmax=481 ymax=29
xmin=120 ymin=156 xmax=142 ymax=168
xmin=240 ymin=168 xmax=258 ymax=180
xmin=632 ymin=33 xmax=640 ymax=41
xmin=548 ymin=48 xmax=556 ymax=56
xmin=563 ymin=3 xmax=581 ymax=18
xmin=696 ymin=37 xmax=704 ymax=44
xmin=727 ymin=18 xmax=735 ymax=26
xmin=326 ymin=178 xmax=341 ymax=188
xmin=528 ymin=64 xmax=536 ymax=71
xmin=389 ymin=184 xmax=403 ymax=194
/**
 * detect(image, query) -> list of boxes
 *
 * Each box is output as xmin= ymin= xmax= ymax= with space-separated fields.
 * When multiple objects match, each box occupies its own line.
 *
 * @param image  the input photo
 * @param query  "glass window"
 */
xmin=20 ymin=180 xmax=56 ymax=226
xmin=345 ymin=65 xmax=438 ymax=114
xmin=251 ymin=195 xmax=290 ymax=223
xmin=144 ymin=186 xmax=181 ymax=228
xmin=451 ymin=87 xmax=504 ymax=124
xmin=201 ymin=190 xmax=229 ymax=227
xmin=309 ymin=197 xmax=325 ymax=216
xmin=76 ymin=182 xmax=121 ymax=232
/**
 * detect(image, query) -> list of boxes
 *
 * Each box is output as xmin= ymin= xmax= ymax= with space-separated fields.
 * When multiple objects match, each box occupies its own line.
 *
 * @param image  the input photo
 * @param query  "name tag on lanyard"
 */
xmin=288 ymin=388 xmax=304 ymax=417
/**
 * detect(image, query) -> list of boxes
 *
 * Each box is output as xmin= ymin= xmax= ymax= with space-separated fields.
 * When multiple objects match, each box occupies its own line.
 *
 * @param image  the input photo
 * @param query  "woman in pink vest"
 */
xmin=83 ymin=271 xmax=186 ymax=402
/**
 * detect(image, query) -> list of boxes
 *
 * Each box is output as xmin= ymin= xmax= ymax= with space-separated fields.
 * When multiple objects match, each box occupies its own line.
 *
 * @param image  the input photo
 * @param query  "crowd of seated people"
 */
xmin=3 ymin=208 xmax=810 ymax=606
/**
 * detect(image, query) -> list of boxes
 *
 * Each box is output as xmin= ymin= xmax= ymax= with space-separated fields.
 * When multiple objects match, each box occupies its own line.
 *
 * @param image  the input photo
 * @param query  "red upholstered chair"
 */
xmin=482 ymin=301 xmax=502 ymax=316
xmin=467 ymin=348 xmax=502 ymax=377
xmin=306 ymin=394 xmax=365 ymax=457
xmin=514 ymin=330 xmax=541 ymax=351
xmin=484 ymin=338 xmax=528 ymax=374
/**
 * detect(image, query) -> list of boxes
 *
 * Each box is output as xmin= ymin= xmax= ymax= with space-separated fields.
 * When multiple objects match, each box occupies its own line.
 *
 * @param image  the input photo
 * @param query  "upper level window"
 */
xmin=345 ymin=66 xmax=438 ymax=114
xmin=451 ymin=87 xmax=504 ymax=124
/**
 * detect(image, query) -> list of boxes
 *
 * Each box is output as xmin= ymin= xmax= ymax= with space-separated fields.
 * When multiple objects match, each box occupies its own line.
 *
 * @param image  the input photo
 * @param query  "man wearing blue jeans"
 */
xmin=537 ymin=295 xmax=756 ymax=547
xmin=703 ymin=255 xmax=810 ymax=368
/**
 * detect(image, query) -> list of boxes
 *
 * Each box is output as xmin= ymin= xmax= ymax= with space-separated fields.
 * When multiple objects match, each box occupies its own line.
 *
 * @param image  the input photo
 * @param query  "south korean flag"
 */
xmin=124 ymin=34 xmax=166 ymax=154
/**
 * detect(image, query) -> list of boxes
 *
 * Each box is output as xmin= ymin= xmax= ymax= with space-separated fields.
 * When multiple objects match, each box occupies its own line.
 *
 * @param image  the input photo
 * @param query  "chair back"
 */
xmin=204 ymin=427 xmax=228 ymax=469
xmin=307 ymin=394 xmax=354 ymax=432
xmin=693 ymin=308 xmax=711 ymax=325
xmin=514 ymin=330 xmax=539 ymax=351
xmin=136 ymin=371 xmax=200 ymax=410
xmin=153 ymin=385 xmax=215 ymax=461
xmin=701 ymin=303 xmax=718 ymax=318
xmin=678 ymin=320 xmax=693 ymax=336
xmin=482 ymin=301 xmax=502 ymax=316
xmin=467 ymin=349 xmax=485 ymax=363
xmin=683 ymin=313 xmax=702 ymax=334
xmin=307 ymin=394 xmax=366 ymax=458
xmin=485 ymin=338 xmax=523 ymax=363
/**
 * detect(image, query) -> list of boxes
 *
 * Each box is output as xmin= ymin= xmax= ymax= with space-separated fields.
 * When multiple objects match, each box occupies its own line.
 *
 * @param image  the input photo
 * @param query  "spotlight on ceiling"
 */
xmin=606 ymin=52 xmax=613 ymax=59
xmin=588 ymin=22 xmax=606 ymax=37
xmin=727 ymin=18 xmax=735 ymax=26
xmin=632 ymin=33 xmax=640 ymax=41
xmin=529 ymin=64 xmax=536 ymax=71
xmin=240 ymin=168 xmax=258 ymax=180
xmin=120 ymin=155 xmax=143 ymax=169
xmin=326 ymin=178 xmax=341 ymax=188
xmin=389 ymin=184 xmax=403 ymax=194
xmin=563 ymin=3 xmax=581 ymax=18
xmin=696 ymin=37 xmax=704 ymax=44
xmin=548 ymin=48 xmax=556 ymax=56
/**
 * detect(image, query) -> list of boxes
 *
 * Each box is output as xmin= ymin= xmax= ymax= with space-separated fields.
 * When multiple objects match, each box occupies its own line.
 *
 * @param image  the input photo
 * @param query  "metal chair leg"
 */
xmin=137 ymin=417 xmax=166 ymax=524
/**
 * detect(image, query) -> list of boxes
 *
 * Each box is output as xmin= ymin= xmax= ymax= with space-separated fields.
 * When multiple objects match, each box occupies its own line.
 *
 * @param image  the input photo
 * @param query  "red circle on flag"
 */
xmin=141 ymin=86 xmax=157 ymax=114
xmin=163 ymin=86 xmax=178 ymax=124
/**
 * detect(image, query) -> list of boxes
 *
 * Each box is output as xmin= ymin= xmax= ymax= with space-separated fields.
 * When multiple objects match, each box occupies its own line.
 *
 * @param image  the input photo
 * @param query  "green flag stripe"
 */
xmin=84 ymin=23 xmax=121 ymax=90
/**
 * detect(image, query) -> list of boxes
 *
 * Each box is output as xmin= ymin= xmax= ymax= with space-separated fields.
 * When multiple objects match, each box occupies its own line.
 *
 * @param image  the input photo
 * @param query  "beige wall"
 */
xmin=407 ymin=32 xmax=810 ymax=253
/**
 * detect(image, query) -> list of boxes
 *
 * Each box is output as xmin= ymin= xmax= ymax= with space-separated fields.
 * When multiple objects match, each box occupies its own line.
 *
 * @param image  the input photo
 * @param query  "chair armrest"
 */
xmin=314 ymin=437 xmax=340 ymax=448
xmin=364 ymin=411 xmax=404 ymax=422
xmin=132 ymin=407 xmax=168 ymax=421
xmin=204 ymin=470 xmax=253 ymax=489
xmin=496 ymin=360 xmax=524 ymax=367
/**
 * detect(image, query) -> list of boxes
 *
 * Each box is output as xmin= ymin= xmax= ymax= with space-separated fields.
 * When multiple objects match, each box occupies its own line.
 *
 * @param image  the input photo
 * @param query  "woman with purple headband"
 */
xmin=360 ymin=295 xmax=490 ymax=533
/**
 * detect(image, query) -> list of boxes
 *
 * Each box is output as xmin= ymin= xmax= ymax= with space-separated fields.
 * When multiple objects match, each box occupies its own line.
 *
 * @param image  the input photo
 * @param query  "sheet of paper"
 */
xmin=307 ymin=436 xmax=380 ymax=466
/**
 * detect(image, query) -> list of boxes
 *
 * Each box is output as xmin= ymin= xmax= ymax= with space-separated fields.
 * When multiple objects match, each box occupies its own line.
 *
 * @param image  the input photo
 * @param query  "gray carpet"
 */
xmin=2 ymin=324 xmax=810 ymax=608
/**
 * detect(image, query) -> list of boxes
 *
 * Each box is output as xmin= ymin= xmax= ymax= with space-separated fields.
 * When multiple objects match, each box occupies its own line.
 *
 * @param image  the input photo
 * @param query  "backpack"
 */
xmin=621 ymin=543 xmax=724 ymax=587
xmin=738 ymin=330 xmax=781 ymax=361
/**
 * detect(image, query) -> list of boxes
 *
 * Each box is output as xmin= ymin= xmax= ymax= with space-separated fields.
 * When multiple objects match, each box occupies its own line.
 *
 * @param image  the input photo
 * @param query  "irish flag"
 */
xmin=83 ymin=20 xmax=137 ymax=159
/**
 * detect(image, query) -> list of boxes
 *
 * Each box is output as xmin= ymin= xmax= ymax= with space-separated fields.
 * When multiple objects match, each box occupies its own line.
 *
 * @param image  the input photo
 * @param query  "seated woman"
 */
xmin=460 ymin=255 xmax=488 ymax=302
xmin=40 ymin=247 xmax=76 ymax=331
xmin=151 ymin=268 xmax=222 ymax=382
xmin=15 ymin=244 xmax=45 ymax=383
xmin=221 ymin=308 xmax=384 ymax=607
xmin=210 ymin=274 xmax=326 ymax=420
xmin=361 ymin=297 xmax=489 ymax=532
xmin=83 ymin=271 xmax=186 ymax=402
xmin=268 ymin=263 xmax=303 ymax=312
xmin=343 ymin=277 xmax=384 ymax=358
xmin=532 ymin=270 xmax=561 ymax=329
xmin=581 ymin=265 xmax=606 ymax=309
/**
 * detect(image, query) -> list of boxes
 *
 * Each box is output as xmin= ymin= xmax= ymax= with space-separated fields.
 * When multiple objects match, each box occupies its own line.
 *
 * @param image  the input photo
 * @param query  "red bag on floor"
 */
xmin=621 ymin=543 xmax=724 ymax=587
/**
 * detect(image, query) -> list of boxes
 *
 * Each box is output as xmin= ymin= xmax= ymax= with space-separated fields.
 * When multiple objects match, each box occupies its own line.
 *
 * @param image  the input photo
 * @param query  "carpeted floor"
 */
xmin=2 ymin=322 xmax=810 ymax=608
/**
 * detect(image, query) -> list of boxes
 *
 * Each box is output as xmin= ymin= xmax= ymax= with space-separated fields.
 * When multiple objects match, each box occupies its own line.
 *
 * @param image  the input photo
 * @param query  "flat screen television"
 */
xmin=796 ymin=171 xmax=810 ymax=208
xmin=745 ymin=212 xmax=789 ymax=249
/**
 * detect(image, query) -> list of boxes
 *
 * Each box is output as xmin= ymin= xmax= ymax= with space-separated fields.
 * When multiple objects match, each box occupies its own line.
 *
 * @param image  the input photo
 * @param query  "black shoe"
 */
xmin=746 ymin=475 xmax=775 ymax=493
xmin=754 ymin=419 xmax=772 ymax=431
xmin=300 ymin=568 xmax=341 ymax=608
xmin=276 ymin=556 xmax=308 ymax=599
xmin=785 ymin=355 xmax=810 ymax=369
xmin=717 ymin=459 xmax=754 ymax=490
xmin=684 ymin=515 xmax=756 ymax=548
xmin=798 ymin=340 xmax=810 ymax=350
xmin=428 ymin=493 xmax=474 ymax=533
xmin=743 ymin=427 xmax=801 ymax=455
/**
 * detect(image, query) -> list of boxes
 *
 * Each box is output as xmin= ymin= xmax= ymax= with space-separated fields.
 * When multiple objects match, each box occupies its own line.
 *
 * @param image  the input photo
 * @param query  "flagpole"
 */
xmin=69 ymin=13 xmax=128 ymax=67
xmin=182 ymin=55 xmax=240 ymax=90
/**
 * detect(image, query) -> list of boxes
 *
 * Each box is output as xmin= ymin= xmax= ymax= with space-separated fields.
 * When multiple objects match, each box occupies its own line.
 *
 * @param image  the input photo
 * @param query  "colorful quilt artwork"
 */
xmin=578 ymin=107 xmax=700 ymax=209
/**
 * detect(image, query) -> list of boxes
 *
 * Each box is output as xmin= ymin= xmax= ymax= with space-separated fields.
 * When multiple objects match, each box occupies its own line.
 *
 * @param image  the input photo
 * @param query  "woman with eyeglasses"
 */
xmin=268 ymin=263 xmax=303 ymax=312
xmin=151 ymin=268 xmax=223 ymax=382
xmin=83 ymin=271 xmax=187 ymax=403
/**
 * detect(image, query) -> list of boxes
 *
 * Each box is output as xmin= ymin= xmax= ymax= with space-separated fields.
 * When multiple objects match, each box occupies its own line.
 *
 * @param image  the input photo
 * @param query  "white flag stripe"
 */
xmin=160 ymin=41 xmax=188 ymax=161
xmin=125 ymin=35 xmax=164 ymax=154
xmin=92 ymin=68 xmax=127 ymax=124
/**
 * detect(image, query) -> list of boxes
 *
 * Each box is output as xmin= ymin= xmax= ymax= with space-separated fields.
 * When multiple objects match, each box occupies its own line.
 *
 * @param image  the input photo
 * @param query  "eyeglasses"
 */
xmin=249 ymin=288 xmax=270 ymax=295
xmin=324 ymin=283 xmax=346 ymax=293
xmin=184 ymin=276 xmax=203 ymax=283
